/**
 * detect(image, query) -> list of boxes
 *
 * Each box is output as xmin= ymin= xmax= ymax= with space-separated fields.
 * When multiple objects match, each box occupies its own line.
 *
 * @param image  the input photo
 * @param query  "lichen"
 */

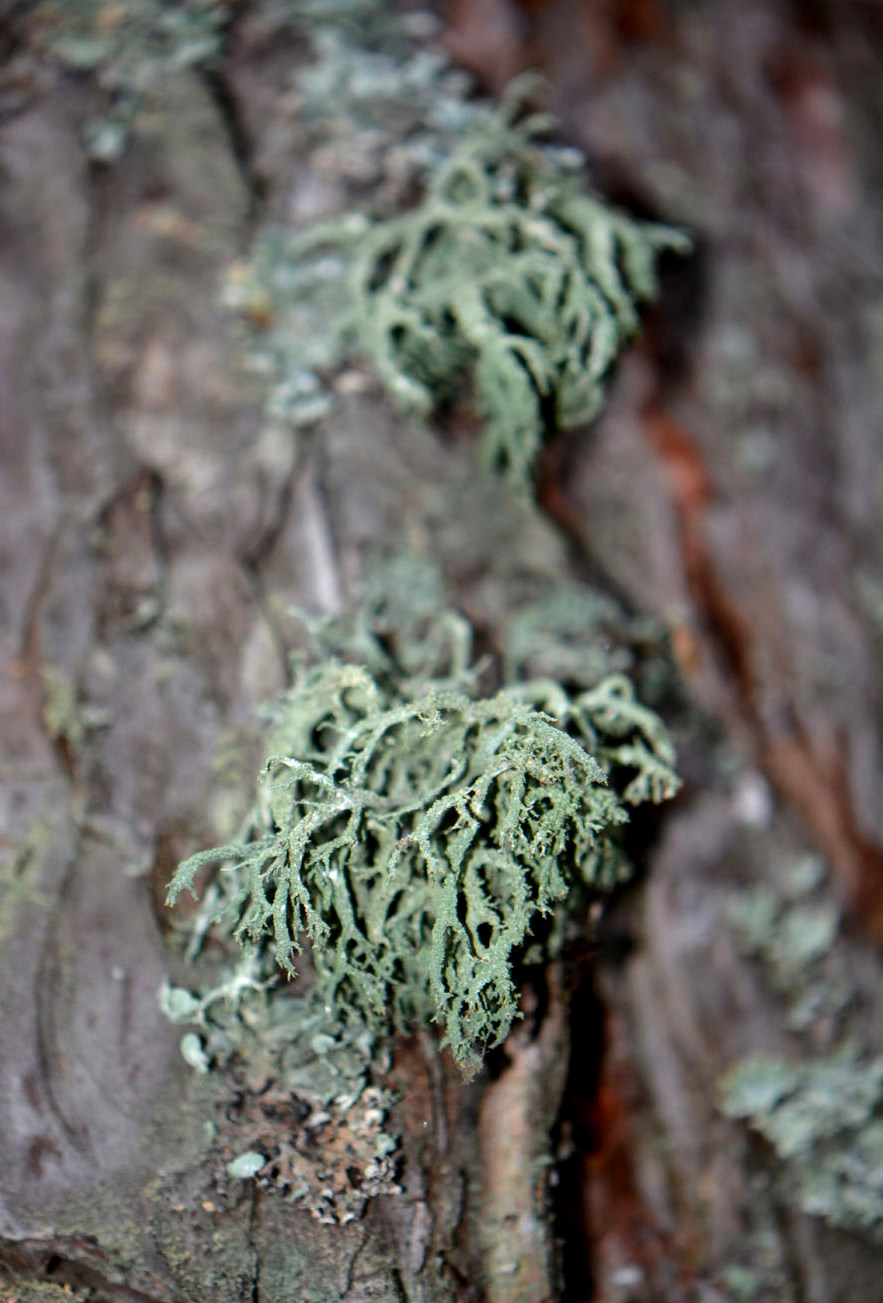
xmin=721 ymin=1047 xmax=883 ymax=1242
xmin=346 ymin=86 xmax=686 ymax=487
xmin=159 ymin=553 xmax=679 ymax=1222
xmin=160 ymin=955 xmax=401 ymax=1224
xmin=726 ymin=855 xmax=847 ymax=1031
xmin=224 ymin=17 xmax=688 ymax=488
xmin=31 ymin=0 xmax=227 ymax=159
xmin=722 ymin=855 xmax=883 ymax=1246
xmin=167 ymin=569 xmax=679 ymax=1077
xmin=500 ymin=580 xmax=671 ymax=695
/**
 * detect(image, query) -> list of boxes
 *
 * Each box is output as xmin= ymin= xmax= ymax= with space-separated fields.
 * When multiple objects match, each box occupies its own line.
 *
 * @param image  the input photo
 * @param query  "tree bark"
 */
xmin=2 ymin=3 xmax=882 ymax=1300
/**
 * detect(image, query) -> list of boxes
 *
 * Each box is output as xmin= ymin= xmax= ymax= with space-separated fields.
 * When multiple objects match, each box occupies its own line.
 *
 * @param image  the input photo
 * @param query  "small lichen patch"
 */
xmin=721 ymin=1048 xmax=883 ymax=1243
xmin=500 ymin=580 xmax=671 ymax=694
xmin=162 ymin=968 xmax=401 ymax=1224
xmin=726 ymin=855 xmax=847 ymax=1032
xmin=225 ymin=1082 xmax=399 ymax=1225
xmin=31 ymin=0 xmax=227 ymax=159
xmin=41 ymin=665 xmax=87 ymax=750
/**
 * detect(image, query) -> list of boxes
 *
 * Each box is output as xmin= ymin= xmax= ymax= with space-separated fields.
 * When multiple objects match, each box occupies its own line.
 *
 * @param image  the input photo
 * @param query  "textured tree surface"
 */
xmin=2 ymin=2 xmax=883 ymax=1300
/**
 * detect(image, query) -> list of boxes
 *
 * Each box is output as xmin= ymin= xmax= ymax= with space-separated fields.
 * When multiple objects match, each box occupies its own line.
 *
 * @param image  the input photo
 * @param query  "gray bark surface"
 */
xmin=1 ymin=3 xmax=882 ymax=1300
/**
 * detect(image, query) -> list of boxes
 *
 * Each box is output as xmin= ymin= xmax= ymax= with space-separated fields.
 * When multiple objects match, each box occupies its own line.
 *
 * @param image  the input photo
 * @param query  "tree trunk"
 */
xmin=2 ymin=3 xmax=882 ymax=1300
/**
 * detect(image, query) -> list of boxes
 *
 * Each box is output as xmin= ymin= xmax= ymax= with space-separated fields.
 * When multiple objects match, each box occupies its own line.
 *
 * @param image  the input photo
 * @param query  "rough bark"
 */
xmin=2 ymin=2 xmax=882 ymax=1301
xmin=448 ymin=1 xmax=883 ymax=1298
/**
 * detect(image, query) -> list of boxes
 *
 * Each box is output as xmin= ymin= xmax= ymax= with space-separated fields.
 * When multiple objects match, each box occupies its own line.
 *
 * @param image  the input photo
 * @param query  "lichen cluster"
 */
xmin=31 ymin=0 xmax=227 ymax=159
xmin=500 ymin=579 xmax=671 ymax=693
xmin=37 ymin=0 xmax=686 ymax=488
xmin=347 ymin=86 xmax=686 ymax=486
xmin=167 ymin=567 xmax=679 ymax=1074
xmin=162 ymin=963 xmax=400 ymax=1223
xmin=722 ymin=1048 xmax=883 ymax=1242
xmin=727 ymin=854 xmax=847 ymax=1032
xmin=722 ymin=856 xmax=883 ymax=1244
xmin=225 ymin=21 xmax=688 ymax=487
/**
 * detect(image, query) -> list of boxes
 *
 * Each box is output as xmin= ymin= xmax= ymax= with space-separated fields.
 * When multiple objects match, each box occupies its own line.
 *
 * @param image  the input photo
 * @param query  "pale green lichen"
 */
xmin=345 ymin=84 xmax=687 ymax=486
xmin=160 ymin=952 xmax=400 ymax=1223
xmin=31 ymin=0 xmax=227 ymax=159
xmin=500 ymin=580 xmax=670 ymax=693
xmin=721 ymin=1047 xmax=883 ymax=1242
xmin=35 ymin=3 xmax=686 ymax=484
xmin=226 ymin=20 xmax=688 ymax=487
xmin=293 ymin=13 xmax=481 ymax=183
xmin=718 ymin=1233 xmax=794 ymax=1303
xmin=167 ymin=577 xmax=679 ymax=1074
xmin=723 ymin=855 xmax=883 ymax=1246
xmin=727 ymin=855 xmax=847 ymax=1031
xmin=162 ymin=566 xmax=678 ymax=1221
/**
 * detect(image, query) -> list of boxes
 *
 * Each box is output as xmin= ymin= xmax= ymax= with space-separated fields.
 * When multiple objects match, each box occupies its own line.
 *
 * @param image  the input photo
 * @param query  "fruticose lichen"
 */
xmin=500 ymin=580 xmax=672 ymax=695
xmin=40 ymin=0 xmax=688 ymax=484
xmin=224 ymin=16 xmax=688 ymax=487
xmin=349 ymin=88 xmax=687 ymax=486
xmin=167 ymin=564 xmax=679 ymax=1077
xmin=162 ymin=564 xmax=679 ymax=1220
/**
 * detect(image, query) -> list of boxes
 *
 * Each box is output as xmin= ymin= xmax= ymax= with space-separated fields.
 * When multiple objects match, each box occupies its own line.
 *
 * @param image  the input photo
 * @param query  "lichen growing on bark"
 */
xmin=224 ymin=15 xmax=688 ymax=487
xmin=721 ymin=1048 xmax=883 ymax=1242
xmin=352 ymin=95 xmax=685 ymax=486
xmin=167 ymin=566 xmax=679 ymax=1075
xmin=31 ymin=0 xmax=227 ymax=158
xmin=722 ymin=855 xmax=883 ymax=1246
